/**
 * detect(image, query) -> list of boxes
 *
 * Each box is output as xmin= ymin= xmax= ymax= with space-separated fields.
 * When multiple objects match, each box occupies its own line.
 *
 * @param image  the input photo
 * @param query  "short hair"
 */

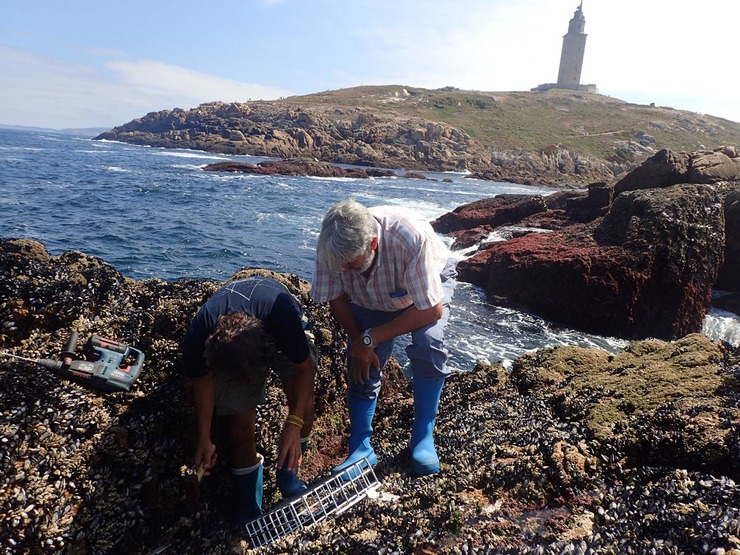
xmin=317 ymin=199 xmax=376 ymax=273
xmin=204 ymin=312 xmax=274 ymax=382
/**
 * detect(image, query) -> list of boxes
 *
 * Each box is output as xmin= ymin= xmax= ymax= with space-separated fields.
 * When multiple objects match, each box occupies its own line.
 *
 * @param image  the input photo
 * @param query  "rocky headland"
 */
xmin=93 ymin=86 xmax=740 ymax=187
xmin=1 ymin=171 xmax=740 ymax=554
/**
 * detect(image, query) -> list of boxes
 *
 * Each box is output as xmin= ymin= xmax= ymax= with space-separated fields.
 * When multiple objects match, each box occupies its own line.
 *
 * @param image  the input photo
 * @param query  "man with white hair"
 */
xmin=311 ymin=198 xmax=456 ymax=476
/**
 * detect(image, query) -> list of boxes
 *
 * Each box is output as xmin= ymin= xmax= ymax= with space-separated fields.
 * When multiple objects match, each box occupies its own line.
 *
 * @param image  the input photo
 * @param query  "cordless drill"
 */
xmin=2 ymin=331 xmax=145 ymax=392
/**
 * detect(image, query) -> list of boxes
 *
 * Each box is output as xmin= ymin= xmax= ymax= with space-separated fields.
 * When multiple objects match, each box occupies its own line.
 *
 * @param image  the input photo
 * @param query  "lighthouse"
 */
xmin=532 ymin=3 xmax=598 ymax=93
xmin=557 ymin=2 xmax=587 ymax=87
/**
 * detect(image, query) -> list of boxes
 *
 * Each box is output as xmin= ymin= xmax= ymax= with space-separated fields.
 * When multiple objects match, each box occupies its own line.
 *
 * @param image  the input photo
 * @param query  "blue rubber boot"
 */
xmin=276 ymin=438 xmax=308 ymax=498
xmin=410 ymin=377 xmax=445 ymax=475
xmin=233 ymin=454 xmax=263 ymax=527
xmin=333 ymin=393 xmax=378 ymax=478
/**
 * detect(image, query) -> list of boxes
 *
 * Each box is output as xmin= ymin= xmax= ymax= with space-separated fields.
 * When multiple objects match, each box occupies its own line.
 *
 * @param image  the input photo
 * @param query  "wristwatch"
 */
xmin=361 ymin=328 xmax=375 ymax=348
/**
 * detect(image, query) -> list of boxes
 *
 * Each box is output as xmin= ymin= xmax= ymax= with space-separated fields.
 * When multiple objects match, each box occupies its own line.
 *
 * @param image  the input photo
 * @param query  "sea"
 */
xmin=1 ymin=127 xmax=738 ymax=372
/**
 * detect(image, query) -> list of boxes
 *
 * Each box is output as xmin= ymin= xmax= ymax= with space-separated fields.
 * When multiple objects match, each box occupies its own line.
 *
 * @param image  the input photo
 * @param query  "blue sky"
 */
xmin=2 ymin=0 xmax=738 ymax=129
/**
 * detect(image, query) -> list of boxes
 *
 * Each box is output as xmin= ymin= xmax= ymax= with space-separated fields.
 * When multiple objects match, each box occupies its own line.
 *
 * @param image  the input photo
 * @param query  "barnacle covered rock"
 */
xmin=1 ymin=238 xmax=739 ymax=555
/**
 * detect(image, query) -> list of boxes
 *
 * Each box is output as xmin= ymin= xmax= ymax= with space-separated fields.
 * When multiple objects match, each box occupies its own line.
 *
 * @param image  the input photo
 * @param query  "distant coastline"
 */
xmin=0 ymin=123 xmax=109 ymax=138
xmin=91 ymin=85 xmax=740 ymax=187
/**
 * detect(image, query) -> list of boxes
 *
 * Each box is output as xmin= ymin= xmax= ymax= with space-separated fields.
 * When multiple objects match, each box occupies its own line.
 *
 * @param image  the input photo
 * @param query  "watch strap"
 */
xmin=362 ymin=328 xmax=375 ymax=348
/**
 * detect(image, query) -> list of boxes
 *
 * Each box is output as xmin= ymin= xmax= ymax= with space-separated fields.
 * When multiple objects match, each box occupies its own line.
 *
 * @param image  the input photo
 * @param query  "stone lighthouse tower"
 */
xmin=557 ymin=2 xmax=587 ymax=86
xmin=532 ymin=3 xmax=597 ymax=93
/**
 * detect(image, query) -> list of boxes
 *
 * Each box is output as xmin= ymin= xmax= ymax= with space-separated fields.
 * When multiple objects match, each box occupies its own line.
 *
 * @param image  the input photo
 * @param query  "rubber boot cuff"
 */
xmin=233 ymin=453 xmax=264 ymax=527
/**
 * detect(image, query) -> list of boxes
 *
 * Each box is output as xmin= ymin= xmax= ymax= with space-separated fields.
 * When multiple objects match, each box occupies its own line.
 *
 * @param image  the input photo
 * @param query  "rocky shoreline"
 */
xmin=94 ymin=86 xmax=740 ymax=188
xmin=201 ymin=159 xmax=436 ymax=181
xmin=433 ymin=147 xmax=740 ymax=341
xmin=1 ymin=238 xmax=739 ymax=554
xmin=92 ymin=96 xmax=615 ymax=187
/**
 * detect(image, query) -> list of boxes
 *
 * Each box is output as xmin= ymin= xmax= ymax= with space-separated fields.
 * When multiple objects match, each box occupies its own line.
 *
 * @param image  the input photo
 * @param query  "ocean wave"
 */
xmin=0 ymin=145 xmax=43 ymax=152
xmin=304 ymin=176 xmax=359 ymax=182
xmin=153 ymin=150 xmax=227 ymax=161
xmin=703 ymin=308 xmax=740 ymax=347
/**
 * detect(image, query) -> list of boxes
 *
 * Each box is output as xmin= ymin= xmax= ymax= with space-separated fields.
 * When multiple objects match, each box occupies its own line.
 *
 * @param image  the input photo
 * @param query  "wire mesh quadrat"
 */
xmin=245 ymin=458 xmax=380 ymax=547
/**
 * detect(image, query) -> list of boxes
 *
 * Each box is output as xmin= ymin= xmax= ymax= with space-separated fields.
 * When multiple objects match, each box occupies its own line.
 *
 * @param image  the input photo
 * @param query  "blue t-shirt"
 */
xmin=182 ymin=277 xmax=309 ymax=378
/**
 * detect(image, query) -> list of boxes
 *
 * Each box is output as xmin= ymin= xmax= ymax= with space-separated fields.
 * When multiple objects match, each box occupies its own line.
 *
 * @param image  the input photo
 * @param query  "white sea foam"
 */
xmin=75 ymin=149 xmax=110 ymax=154
xmin=702 ymin=308 xmax=740 ymax=347
xmin=448 ymin=245 xmax=478 ymax=261
xmin=0 ymin=145 xmax=43 ymax=152
xmin=485 ymin=226 xmax=553 ymax=244
xmin=255 ymin=212 xmax=287 ymax=223
xmin=172 ymin=164 xmax=207 ymax=171
xmin=203 ymin=172 xmax=253 ymax=182
xmin=154 ymin=150 xmax=227 ymax=161
xmin=305 ymin=176 xmax=358 ymax=182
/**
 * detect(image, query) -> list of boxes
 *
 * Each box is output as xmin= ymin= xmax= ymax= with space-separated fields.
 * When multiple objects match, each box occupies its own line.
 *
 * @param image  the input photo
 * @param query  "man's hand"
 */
xmin=277 ymin=423 xmax=303 ymax=471
xmin=194 ymin=438 xmax=217 ymax=473
xmin=191 ymin=374 xmax=217 ymax=473
xmin=348 ymin=339 xmax=380 ymax=384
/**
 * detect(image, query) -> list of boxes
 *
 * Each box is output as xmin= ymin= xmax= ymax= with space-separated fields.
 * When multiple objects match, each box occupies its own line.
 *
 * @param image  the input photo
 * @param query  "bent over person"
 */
xmin=311 ymin=199 xmax=456 ymax=476
xmin=182 ymin=276 xmax=317 ymax=526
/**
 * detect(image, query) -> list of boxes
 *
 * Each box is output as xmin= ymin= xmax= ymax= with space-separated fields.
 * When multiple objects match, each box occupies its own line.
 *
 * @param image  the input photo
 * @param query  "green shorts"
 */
xmin=214 ymin=333 xmax=318 ymax=416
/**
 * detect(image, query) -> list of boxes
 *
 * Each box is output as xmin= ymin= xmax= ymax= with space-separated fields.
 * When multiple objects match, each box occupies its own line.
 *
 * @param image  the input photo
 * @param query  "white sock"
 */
xmin=232 ymin=453 xmax=263 ymax=475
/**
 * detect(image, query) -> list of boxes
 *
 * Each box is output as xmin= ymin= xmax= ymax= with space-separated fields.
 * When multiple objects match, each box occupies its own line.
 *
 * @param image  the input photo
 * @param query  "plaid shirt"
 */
xmin=311 ymin=206 xmax=449 ymax=312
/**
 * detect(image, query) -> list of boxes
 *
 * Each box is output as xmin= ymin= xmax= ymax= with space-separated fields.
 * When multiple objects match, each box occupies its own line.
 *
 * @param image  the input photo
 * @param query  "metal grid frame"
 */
xmin=245 ymin=459 xmax=379 ymax=548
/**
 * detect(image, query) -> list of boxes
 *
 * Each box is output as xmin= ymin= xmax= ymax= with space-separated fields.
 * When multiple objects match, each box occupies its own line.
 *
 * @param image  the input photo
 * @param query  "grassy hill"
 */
xmin=295 ymin=85 xmax=740 ymax=160
xmin=97 ymin=85 xmax=740 ymax=185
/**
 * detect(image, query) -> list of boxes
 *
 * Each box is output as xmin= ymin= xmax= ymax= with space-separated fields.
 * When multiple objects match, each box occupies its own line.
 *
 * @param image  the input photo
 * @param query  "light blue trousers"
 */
xmin=348 ymin=259 xmax=457 ymax=399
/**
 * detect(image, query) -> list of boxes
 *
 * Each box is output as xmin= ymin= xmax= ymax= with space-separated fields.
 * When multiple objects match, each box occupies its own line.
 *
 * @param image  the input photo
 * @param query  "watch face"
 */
xmin=362 ymin=334 xmax=372 ymax=346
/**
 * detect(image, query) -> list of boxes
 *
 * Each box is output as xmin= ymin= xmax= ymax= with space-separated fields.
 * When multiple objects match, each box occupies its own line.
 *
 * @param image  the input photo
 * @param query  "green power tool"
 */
xmin=1 ymin=331 xmax=145 ymax=392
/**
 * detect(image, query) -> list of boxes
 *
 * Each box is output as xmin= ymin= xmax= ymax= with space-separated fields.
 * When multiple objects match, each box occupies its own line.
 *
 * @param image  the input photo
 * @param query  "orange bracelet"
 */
xmin=286 ymin=414 xmax=304 ymax=428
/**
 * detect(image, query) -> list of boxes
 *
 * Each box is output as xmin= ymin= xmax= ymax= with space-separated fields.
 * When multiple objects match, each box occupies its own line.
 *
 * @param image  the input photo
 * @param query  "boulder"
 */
xmin=564 ymin=181 xmax=612 ymax=222
xmin=448 ymin=226 xmax=495 ymax=251
xmin=440 ymin=146 xmax=740 ymax=340
xmin=449 ymin=189 xmax=611 ymax=288
xmin=432 ymin=195 xmax=548 ymax=234
xmin=717 ymin=189 xmax=740 ymax=291
xmin=688 ymin=146 xmax=740 ymax=183
xmin=614 ymin=146 xmax=740 ymax=196
xmin=484 ymin=184 xmax=725 ymax=339
xmin=613 ymin=148 xmax=691 ymax=196
xmin=484 ymin=222 xmax=652 ymax=337
xmin=613 ymin=147 xmax=740 ymax=292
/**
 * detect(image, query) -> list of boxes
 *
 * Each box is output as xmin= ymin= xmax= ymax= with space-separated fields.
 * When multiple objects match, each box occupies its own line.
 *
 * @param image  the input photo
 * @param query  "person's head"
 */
xmin=317 ymin=199 xmax=378 ymax=274
xmin=203 ymin=312 xmax=274 ymax=382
